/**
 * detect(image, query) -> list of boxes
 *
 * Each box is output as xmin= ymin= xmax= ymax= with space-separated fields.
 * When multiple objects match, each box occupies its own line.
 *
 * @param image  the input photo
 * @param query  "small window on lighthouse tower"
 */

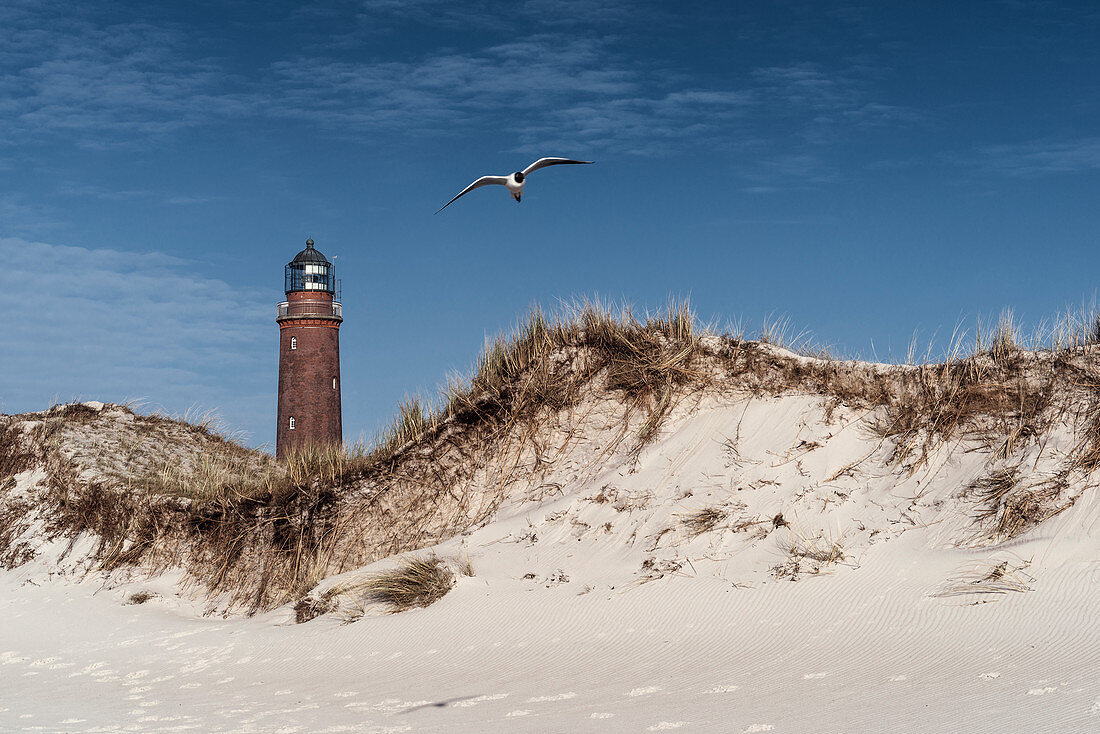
xmin=332 ymin=377 xmax=337 ymax=390
xmin=289 ymin=417 xmax=295 ymax=430
xmin=290 ymin=337 xmax=297 ymax=350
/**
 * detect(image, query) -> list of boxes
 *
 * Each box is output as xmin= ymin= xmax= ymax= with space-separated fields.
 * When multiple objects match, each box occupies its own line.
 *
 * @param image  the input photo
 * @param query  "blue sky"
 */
xmin=2 ymin=0 xmax=1099 ymax=450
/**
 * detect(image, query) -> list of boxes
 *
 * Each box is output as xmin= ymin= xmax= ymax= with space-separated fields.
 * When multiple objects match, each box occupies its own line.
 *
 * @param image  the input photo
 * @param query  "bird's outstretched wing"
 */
xmin=435 ymin=175 xmax=509 ymax=214
xmin=522 ymin=157 xmax=594 ymax=175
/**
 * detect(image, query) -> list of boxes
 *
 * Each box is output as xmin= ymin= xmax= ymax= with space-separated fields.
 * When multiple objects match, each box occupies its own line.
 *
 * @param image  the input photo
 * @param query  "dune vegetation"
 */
xmin=3 ymin=300 xmax=1100 ymax=616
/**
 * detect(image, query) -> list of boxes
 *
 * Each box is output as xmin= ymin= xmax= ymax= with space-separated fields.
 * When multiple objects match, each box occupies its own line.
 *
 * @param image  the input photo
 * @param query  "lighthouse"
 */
xmin=276 ymin=238 xmax=342 ymax=459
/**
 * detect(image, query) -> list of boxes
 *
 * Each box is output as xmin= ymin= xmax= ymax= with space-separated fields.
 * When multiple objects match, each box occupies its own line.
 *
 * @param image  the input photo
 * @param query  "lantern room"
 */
xmin=285 ymin=238 xmax=336 ymax=294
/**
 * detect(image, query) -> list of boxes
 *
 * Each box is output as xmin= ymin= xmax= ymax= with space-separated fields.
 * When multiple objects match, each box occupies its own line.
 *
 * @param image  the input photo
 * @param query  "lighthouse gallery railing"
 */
xmin=276 ymin=301 xmax=342 ymax=319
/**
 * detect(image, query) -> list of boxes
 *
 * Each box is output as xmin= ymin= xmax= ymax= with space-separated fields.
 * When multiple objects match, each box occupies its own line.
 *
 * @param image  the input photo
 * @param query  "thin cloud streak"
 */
xmin=354 ymin=0 xmax=642 ymax=31
xmin=0 ymin=237 xmax=274 ymax=444
xmin=0 ymin=8 xmax=253 ymax=147
xmin=980 ymin=137 xmax=1100 ymax=177
xmin=268 ymin=36 xmax=639 ymax=135
xmin=0 ymin=3 xmax=919 ymax=191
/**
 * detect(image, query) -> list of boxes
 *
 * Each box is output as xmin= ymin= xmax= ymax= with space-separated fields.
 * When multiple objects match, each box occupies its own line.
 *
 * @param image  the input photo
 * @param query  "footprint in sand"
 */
xmin=1028 ymin=687 xmax=1057 ymax=696
xmin=453 ymin=694 xmax=508 ymax=708
xmin=979 ymin=672 xmax=1000 ymax=680
xmin=703 ymin=685 xmax=740 ymax=693
xmin=591 ymin=713 xmax=614 ymax=719
xmin=627 ymin=686 xmax=662 ymax=697
xmin=506 ymin=710 xmax=531 ymax=717
xmin=648 ymin=723 xmax=686 ymax=731
xmin=802 ymin=672 xmax=828 ymax=679
xmin=742 ymin=726 xmax=775 ymax=733
xmin=526 ymin=692 xmax=576 ymax=702
xmin=888 ymin=675 xmax=907 ymax=682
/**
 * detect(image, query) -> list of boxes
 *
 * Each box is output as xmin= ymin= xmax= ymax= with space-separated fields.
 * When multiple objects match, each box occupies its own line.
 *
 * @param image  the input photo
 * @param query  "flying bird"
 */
xmin=435 ymin=157 xmax=593 ymax=213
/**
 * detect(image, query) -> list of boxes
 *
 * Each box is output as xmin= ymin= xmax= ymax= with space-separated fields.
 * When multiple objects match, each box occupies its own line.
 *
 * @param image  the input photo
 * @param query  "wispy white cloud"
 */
xmin=164 ymin=195 xmax=223 ymax=206
xmin=979 ymin=137 xmax=1100 ymax=176
xmin=0 ymin=6 xmax=251 ymax=147
xmin=751 ymin=63 xmax=855 ymax=110
xmin=0 ymin=237 xmax=274 ymax=445
xmin=736 ymin=152 xmax=837 ymax=190
xmin=354 ymin=0 xmax=642 ymax=31
xmin=268 ymin=35 xmax=638 ymax=136
xmin=0 ymin=2 xmax=914 ymax=186
xmin=55 ymin=183 xmax=154 ymax=200
xmin=518 ymin=89 xmax=755 ymax=155
xmin=0 ymin=195 xmax=64 ymax=235
xmin=266 ymin=38 xmax=896 ymax=162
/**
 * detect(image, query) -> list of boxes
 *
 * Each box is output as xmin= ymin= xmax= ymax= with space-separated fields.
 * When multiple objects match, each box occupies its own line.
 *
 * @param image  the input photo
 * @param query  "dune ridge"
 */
xmin=3 ymin=308 xmax=1100 ymax=730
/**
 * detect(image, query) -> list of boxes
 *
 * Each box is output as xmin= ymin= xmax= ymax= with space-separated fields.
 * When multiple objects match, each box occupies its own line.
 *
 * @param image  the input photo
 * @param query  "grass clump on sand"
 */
xmin=964 ymin=465 xmax=1071 ymax=542
xmin=294 ymin=554 xmax=468 ymax=624
xmin=679 ymin=506 xmax=728 ymax=538
xmin=932 ymin=559 xmax=1034 ymax=600
xmin=362 ymin=556 xmax=456 ymax=613
xmin=773 ymin=530 xmax=847 ymax=580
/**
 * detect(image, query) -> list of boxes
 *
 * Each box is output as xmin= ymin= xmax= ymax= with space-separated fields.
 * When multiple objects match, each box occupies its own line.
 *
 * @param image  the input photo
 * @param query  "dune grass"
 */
xmin=932 ymin=558 xmax=1035 ymax=599
xmin=311 ymin=299 xmax=1100 ymax=492
xmin=9 ymin=298 xmax=1100 ymax=612
xmin=679 ymin=506 xmax=729 ymax=538
xmin=773 ymin=529 xmax=847 ymax=580
xmin=360 ymin=555 xmax=455 ymax=612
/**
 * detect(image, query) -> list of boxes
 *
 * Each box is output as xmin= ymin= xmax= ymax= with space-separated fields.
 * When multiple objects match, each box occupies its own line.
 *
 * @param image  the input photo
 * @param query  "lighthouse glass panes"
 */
xmin=285 ymin=261 xmax=333 ymax=293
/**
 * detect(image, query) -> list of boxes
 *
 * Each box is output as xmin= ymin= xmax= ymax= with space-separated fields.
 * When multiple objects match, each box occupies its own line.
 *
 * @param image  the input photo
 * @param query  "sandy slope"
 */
xmin=3 ymin=392 xmax=1100 ymax=732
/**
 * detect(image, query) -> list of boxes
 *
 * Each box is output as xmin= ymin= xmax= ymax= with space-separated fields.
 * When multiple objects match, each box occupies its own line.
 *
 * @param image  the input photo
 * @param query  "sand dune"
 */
xmin=3 ymin=332 xmax=1100 ymax=731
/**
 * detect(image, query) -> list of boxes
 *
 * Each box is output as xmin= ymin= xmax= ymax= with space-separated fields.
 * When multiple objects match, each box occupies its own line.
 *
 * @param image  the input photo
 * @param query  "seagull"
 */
xmin=435 ymin=157 xmax=593 ymax=213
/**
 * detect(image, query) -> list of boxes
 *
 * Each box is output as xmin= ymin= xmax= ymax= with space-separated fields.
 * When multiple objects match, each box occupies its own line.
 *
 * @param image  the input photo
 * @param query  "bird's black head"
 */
xmin=513 ymin=171 xmax=525 ymax=183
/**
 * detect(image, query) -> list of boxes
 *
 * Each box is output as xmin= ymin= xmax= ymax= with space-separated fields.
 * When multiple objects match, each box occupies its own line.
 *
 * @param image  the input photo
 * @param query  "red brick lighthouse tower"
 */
xmin=276 ymin=238 xmax=342 ymax=459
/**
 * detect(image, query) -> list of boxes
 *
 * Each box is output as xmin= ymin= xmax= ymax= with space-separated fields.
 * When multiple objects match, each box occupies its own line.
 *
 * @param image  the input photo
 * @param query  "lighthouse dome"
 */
xmin=291 ymin=238 xmax=330 ymax=264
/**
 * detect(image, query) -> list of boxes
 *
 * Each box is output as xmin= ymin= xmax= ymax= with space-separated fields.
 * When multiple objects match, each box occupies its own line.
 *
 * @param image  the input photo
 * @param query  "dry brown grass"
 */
xmin=358 ymin=300 xmax=705 ymax=471
xmin=360 ymin=555 xmax=455 ymax=612
xmin=0 ymin=403 xmax=352 ymax=612
xmin=679 ymin=506 xmax=728 ymax=538
xmin=932 ymin=558 xmax=1034 ymax=599
xmin=966 ymin=465 xmax=1074 ymax=542
xmin=128 ymin=591 xmax=154 ymax=604
xmin=0 ymin=421 xmax=36 ymax=479
xmin=773 ymin=529 xmax=847 ymax=580
xmin=7 ymin=302 xmax=1100 ymax=614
